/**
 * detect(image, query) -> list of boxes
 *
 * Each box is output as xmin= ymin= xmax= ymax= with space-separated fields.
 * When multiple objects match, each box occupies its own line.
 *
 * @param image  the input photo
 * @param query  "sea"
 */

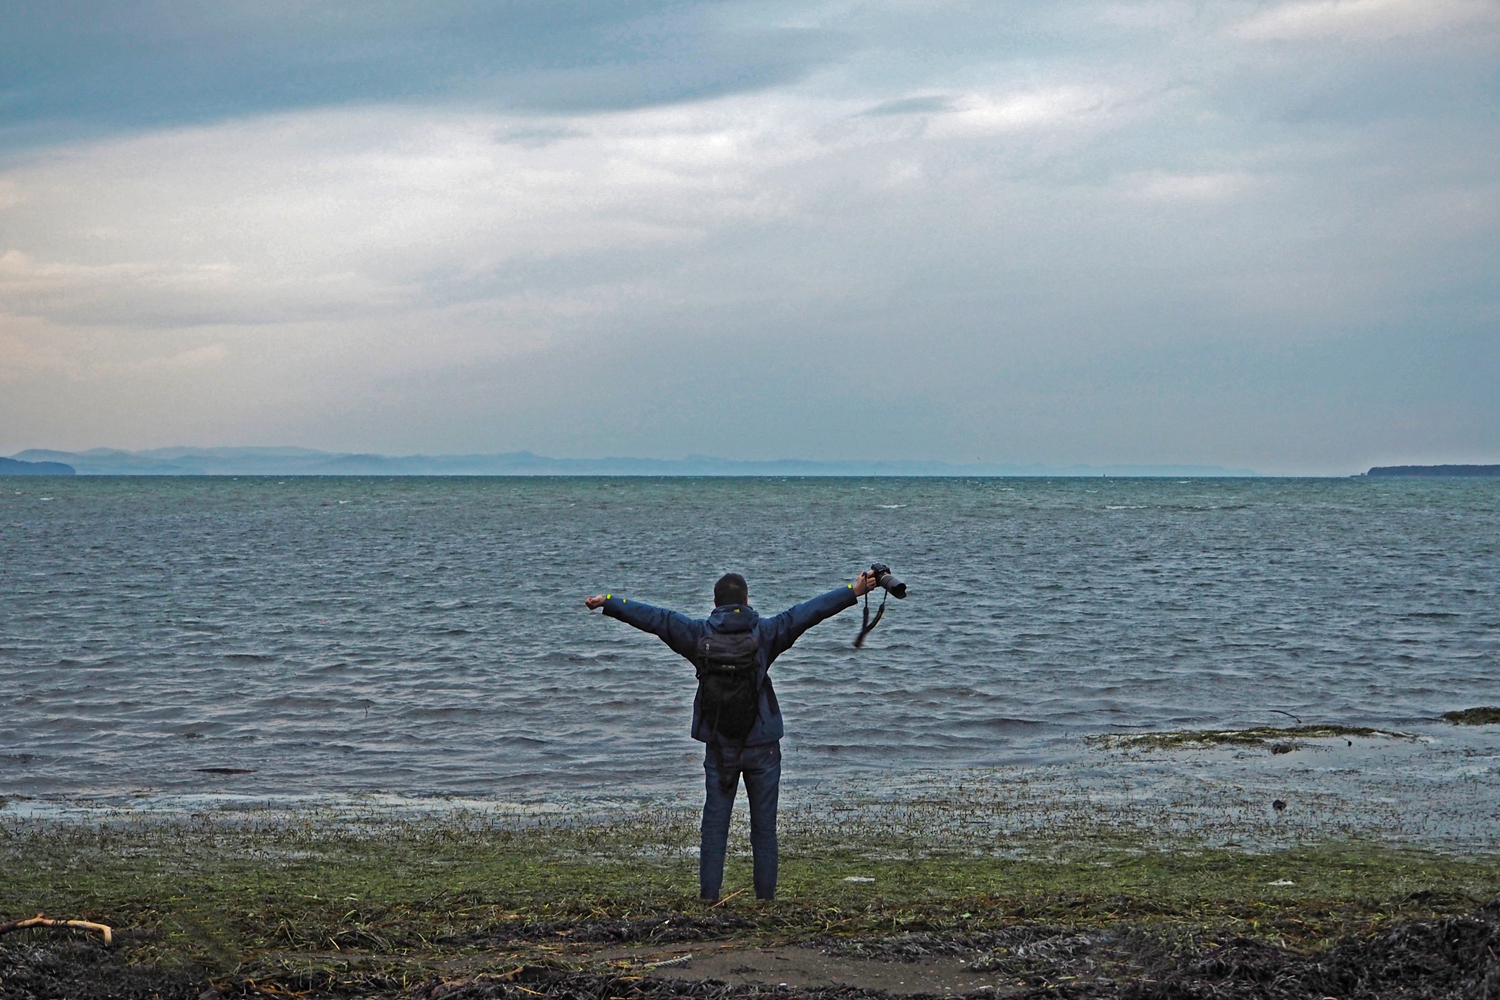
xmin=3 ymin=476 xmax=1499 ymax=845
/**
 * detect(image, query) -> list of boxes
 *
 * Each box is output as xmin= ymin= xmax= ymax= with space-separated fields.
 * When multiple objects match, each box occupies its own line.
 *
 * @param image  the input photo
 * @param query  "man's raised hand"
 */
xmin=853 ymin=570 xmax=879 ymax=597
xmin=584 ymin=595 xmax=607 ymax=610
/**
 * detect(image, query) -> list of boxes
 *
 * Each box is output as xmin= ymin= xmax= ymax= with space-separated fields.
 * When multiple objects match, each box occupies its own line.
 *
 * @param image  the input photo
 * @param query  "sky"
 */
xmin=1 ymin=1 xmax=1497 ymax=474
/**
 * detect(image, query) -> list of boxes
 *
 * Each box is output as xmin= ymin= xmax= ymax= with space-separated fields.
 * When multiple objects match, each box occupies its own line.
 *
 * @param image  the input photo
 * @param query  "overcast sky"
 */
xmin=2 ymin=1 xmax=1496 ymax=473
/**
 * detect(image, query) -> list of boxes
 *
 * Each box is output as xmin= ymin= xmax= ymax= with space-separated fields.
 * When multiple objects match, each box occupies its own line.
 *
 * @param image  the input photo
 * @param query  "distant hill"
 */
xmin=0 ymin=455 xmax=76 ymax=476
xmin=8 ymin=447 xmax=1258 ymax=477
xmin=1366 ymin=465 xmax=1500 ymax=477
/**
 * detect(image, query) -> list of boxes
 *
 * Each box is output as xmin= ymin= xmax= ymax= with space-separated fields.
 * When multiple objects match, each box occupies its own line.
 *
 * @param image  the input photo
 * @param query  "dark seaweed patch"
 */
xmin=11 ymin=908 xmax=1500 ymax=999
xmin=0 ymin=940 xmax=204 ymax=1000
xmin=809 ymin=907 xmax=1500 ymax=998
xmin=1092 ymin=725 xmax=1414 ymax=751
xmin=1444 ymin=707 xmax=1500 ymax=726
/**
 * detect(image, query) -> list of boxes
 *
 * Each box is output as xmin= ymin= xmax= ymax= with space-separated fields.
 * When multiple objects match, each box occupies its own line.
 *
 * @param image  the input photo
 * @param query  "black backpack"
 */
xmin=694 ymin=631 xmax=763 ymax=742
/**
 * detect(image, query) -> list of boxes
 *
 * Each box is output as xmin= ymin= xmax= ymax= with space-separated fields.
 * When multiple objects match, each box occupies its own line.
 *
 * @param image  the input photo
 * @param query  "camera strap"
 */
xmin=853 ymin=589 xmax=887 ymax=649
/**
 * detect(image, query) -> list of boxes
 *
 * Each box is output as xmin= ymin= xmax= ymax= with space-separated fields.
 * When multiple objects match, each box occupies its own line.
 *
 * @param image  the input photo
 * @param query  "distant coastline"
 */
xmin=0 ymin=455 xmax=76 ymax=476
xmin=1365 ymin=465 xmax=1500 ymax=478
xmin=5 ymin=446 xmax=1259 ymax=478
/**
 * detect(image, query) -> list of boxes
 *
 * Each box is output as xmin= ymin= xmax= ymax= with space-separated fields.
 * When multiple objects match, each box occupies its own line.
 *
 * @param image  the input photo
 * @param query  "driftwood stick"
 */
xmin=709 ymin=887 xmax=748 ymax=909
xmin=0 ymin=913 xmax=114 ymax=946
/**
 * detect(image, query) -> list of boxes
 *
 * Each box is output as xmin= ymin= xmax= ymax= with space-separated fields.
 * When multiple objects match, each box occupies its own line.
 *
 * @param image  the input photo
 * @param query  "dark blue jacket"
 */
xmin=601 ymin=585 xmax=859 ymax=745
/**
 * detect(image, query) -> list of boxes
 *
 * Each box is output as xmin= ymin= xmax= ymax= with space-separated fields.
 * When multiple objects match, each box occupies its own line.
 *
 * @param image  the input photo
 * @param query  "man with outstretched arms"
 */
xmin=585 ymin=569 xmax=878 ymax=902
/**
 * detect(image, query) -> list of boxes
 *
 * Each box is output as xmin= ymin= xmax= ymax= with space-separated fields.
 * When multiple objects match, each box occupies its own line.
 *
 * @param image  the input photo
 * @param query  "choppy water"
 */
xmin=3 ymin=476 xmax=1498 ymax=825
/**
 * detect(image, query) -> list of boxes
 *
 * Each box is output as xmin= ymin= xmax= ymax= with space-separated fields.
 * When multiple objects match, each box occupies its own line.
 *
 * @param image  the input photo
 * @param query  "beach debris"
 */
xmin=1273 ymin=799 xmax=1287 ymax=813
xmin=815 ymin=925 xmax=1098 ymax=972
xmin=436 ymin=913 xmax=754 ymax=948
xmin=1268 ymin=879 xmax=1296 ymax=886
xmin=0 ymin=913 xmax=114 ymax=945
xmin=1271 ymin=742 xmax=1296 ymax=754
xmin=613 ymin=953 xmax=694 ymax=973
xmin=842 ymin=876 xmax=875 ymax=883
xmin=808 ymin=907 xmax=1500 ymax=997
xmin=641 ymin=954 xmax=692 ymax=969
xmin=1443 ymin=707 xmax=1500 ymax=725
xmin=710 ymin=888 xmax=747 ymax=908
xmin=14 ymin=907 xmax=1500 ymax=999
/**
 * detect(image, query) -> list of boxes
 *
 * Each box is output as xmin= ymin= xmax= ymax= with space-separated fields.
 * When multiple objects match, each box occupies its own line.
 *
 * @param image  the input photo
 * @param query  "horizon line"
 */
xmin=7 ymin=447 xmax=1499 ymax=478
xmin=7 ymin=445 xmax=1270 ymax=476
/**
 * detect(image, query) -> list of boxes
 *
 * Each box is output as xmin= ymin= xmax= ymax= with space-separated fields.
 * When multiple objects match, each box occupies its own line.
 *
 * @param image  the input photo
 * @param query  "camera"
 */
xmin=854 ymin=563 xmax=906 ymax=648
xmin=869 ymin=563 xmax=907 ymax=599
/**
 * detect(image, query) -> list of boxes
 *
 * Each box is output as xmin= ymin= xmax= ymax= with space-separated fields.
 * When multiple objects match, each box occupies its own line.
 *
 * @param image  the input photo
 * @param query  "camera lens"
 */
xmin=878 ymin=571 xmax=907 ymax=599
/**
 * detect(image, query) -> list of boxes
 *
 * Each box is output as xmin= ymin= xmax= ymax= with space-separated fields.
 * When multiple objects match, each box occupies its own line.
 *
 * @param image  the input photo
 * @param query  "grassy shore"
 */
xmin=4 ymin=805 xmax=1500 ymax=995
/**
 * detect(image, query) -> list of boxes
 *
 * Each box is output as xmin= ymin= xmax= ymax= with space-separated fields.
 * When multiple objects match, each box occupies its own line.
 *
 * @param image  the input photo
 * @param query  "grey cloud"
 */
xmin=1274 ymin=57 xmax=1499 ymax=124
xmin=495 ymin=125 xmax=589 ymax=148
xmin=0 ymin=0 xmax=841 ymax=149
xmin=2 ymin=1 xmax=1498 ymax=470
xmin=857 ymin=95 xmax=955 ymax=117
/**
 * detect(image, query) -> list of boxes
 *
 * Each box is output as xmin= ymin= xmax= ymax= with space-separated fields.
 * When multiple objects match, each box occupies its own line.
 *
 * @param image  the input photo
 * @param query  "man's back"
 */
xmin=595 ymin=584 xmax=858 ymax=744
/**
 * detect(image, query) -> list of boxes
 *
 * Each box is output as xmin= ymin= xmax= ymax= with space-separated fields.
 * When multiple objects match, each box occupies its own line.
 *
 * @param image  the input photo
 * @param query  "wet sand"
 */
xmin=601 ymin=941 xmax=1009 ymax=994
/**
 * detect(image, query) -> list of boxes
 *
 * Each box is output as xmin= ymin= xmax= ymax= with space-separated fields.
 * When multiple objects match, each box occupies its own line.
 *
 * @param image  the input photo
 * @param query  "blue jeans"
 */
xmin=700 ymin=740 xmax=780 ymax=901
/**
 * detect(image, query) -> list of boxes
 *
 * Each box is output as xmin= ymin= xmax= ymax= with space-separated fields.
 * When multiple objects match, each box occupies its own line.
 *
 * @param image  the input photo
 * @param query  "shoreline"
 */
xmin=5 ymin=803 xmax=1500 ymax=998
xmin=8 ymin=721 xmax=1500 ymax=854
xmin=9 ymin=724 xmax=1500 ymax=995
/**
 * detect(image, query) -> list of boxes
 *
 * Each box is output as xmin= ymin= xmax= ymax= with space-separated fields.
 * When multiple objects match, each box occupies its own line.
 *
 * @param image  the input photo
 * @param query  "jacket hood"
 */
xmin=708 ymin=604 xmax=759 ymax=632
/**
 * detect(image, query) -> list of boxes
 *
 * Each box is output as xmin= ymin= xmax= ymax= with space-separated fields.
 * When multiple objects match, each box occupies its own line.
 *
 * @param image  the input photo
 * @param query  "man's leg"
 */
xmin=741 ymin=741 xmax=782 ymax=901
xmin=699 ymin=744 xmax=738 ymax=901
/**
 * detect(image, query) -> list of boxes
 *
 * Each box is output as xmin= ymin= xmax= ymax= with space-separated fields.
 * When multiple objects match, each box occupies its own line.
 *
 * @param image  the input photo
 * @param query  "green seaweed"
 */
xmin=3 ymin=809 xmax=1497 ymax=994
